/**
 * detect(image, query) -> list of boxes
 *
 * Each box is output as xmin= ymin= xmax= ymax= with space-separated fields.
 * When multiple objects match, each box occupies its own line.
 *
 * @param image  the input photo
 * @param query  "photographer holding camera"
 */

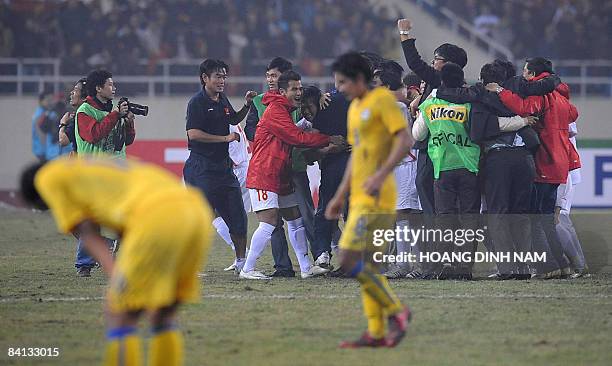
xmin=75 ymin=69 xmax=136 ymax=158
xmin=70 ymin=69 xmax=136 ymax=276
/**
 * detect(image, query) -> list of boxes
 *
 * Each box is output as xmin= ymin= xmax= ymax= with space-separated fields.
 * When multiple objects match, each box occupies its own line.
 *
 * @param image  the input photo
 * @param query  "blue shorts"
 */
xmin=183 ymin=152 xmax=247 ymax=236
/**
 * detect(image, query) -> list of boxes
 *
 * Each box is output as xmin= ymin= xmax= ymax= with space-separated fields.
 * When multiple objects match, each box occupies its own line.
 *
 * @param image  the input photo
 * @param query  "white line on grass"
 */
xmin=1 ymin=293 xmax=610 ymax=304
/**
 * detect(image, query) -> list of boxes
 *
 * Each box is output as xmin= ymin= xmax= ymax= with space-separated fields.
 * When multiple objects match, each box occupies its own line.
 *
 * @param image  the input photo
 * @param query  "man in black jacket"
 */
xmin=397 ymin=19 xmax=467 ymax=279
xmin=397 ymin=19 xmax=467 ymax=215
xmin=300 ymin=86 xmax=350 ymax=270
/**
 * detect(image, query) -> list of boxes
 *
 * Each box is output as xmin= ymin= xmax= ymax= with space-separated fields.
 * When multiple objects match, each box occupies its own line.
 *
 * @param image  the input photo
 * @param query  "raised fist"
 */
xmin=397 ymin=19 xmax=412 ymax=32
xmin=245 ymin=91 xmax=257 ymax=104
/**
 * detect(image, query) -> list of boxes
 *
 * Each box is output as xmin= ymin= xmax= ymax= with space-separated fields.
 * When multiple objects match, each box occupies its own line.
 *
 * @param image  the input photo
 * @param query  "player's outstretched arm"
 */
xmin=187 ymin=129 xmax=240 ymax=143
xmin=363 ymin=129 xmax=414 ymax=196
xmin=75 ymin=220 xmax=114 ymax=277
xmin=486 ymin=83 xmax=544 ymax=117
xmin=267 ymin=105 xmax=330 ymax=148
xmin=229 ymin=90 xmax=257 ymax=125
xmin=519 ymin=74 xmax=560 ymax=96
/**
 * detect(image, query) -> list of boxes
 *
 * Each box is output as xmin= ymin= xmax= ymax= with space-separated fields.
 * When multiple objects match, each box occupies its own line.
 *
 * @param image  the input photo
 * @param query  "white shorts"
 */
xmin=394 ymin=154 xmax=420 ymax=210
xmin=249 ymin=189 xmax=298 ymax=212
xmin=233 ymin=164 xmax=252 ymax=212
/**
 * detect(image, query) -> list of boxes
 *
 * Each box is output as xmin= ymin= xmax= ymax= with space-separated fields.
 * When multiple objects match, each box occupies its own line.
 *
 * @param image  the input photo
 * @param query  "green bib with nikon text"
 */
xmin=419 ymin=96 xmax=479 ymax=179
xmin=75 ymin=102 xmax=127 ymax=158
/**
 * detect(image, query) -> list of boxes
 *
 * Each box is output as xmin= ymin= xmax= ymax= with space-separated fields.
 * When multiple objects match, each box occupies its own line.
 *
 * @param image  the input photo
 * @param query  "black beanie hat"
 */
xmin=440 ymin=62 xmax=464 ymax=88
xmin=434 ymin=43 xmax=468 ymax=69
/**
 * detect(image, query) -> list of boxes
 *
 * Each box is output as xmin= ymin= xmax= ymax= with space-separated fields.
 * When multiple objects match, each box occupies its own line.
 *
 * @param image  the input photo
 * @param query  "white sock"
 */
xmin=396 ymin=219 xmax=411 ymax=270
xmin=212 ymin=217 xmax=234 ymax=251
xmin=286 ymin=217 xmax=312 ymax=273
xmin=243 ymin=222 xmax=275 ymax=272
xmin=235 ymin=257 xmax=246 ymax=272
xmin=395 ymin=220 xmax=410 ymax=255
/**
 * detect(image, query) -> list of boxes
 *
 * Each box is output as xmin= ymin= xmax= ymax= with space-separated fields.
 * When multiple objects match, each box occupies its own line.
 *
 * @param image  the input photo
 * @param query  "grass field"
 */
xmin=1 ymin=206 xmax=611 ymax=366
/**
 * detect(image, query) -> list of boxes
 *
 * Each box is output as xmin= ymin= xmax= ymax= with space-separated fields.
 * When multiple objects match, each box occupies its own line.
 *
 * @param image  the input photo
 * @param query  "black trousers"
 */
xmin=434 ymin=168 xmax=481 ymax=273
xmin=312 ymin=155 xmax=349 ymax=260
xmin=271 ymin=219 xmax=294 ymax=273
xmin=415 ymin=151 xmax=435 ymax=214
xmin=415 ymin=151 xmax=438 ymax=274
xmin=484 ymin=148 xmax=535 ymax=274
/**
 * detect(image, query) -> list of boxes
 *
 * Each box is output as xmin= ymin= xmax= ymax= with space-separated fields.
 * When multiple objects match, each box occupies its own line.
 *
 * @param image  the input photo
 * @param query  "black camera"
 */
xmin=118 ymin=97 xmax=149 ymax=116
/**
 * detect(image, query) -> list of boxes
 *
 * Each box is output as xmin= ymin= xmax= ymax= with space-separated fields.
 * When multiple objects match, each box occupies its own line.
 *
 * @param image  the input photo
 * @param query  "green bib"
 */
xmin=254 ymin=92 xmax=307 ymax=172
xmin=419 ymin=96 xmax=480 ymax=179
xmin=75 ymin=102 xmax=127 ymax=158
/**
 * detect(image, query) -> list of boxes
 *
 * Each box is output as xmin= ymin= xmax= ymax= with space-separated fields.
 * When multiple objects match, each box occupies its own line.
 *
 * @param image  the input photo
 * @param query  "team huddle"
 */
xmin=19 ymin=16 xmax=586 ymax=365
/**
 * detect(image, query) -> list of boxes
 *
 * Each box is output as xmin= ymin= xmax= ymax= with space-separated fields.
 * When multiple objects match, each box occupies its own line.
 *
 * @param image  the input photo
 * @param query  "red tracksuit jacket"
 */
xmin=246 ymin=91 xmax=330 ymax=195
xmin=499 ymin=73 xmax=581 ymax=184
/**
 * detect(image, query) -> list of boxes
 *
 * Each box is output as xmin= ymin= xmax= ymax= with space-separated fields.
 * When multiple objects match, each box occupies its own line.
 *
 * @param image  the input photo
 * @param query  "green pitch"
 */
xmin=1 ymin=207 xmax=611 ymax=366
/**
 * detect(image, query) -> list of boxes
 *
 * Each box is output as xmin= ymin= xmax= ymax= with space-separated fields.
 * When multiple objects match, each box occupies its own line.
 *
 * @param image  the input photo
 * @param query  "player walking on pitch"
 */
xmin=326 ymin=52 xmax=414 ymax=348
xmin=20 ymin=157 xmax=213 ymax=366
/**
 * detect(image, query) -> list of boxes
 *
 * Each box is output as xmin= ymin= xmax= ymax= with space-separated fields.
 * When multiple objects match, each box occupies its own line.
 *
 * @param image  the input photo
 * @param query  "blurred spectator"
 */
xmin=305 ymin=17 xmax=332 ymax=58
xmin=31 ymin=91 xmax=71 ymax=162
xmin=290 ymin=22 xmax=306 ymax=59
xmin=333 ymin=29 xmax=355 ymax=57
xmin=0 ymin=22 xmax=14 ymax=57
xmin=473 ymin=4 xmax=499 ymax=37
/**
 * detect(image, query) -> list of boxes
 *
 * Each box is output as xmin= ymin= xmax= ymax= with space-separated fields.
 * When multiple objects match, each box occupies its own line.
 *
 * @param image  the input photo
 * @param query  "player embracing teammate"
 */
xmin=240 ymin=70 xmax=345 ymax=280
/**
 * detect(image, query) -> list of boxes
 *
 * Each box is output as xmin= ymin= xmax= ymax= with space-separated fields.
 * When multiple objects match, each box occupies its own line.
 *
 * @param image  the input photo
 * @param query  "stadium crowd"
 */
xmin=436 ymin=0 xmax=611 ymax=60
xmin=0 ymin=0 xmax=395 ymax=75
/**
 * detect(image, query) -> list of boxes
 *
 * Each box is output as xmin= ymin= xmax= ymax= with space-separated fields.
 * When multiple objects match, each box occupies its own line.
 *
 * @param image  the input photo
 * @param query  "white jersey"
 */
xmin=557 ymin=122 xmax=581 ymax=214
xmin=394 ymin=102 xmax=420 ymax=210
xmin=568 ymin=122 xmax=581 ymax=184
xmin=229 ymin=124 xmax=251 ymax=211
xmin=229 ymin=124 xmax=251 ymax=168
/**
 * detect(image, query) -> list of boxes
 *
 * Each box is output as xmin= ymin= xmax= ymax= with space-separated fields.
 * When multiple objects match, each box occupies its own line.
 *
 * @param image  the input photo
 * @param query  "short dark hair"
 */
xmin=434 ymin=43 xmax=468 ymax=68
xmin=277 ymin=70 xmax=301 ymax=91
xmin=526 ymin=57 xmax=554 ymax=77
xmin=301 ymin=85 xmax=321 ymax=109
xmin=493 ymin=59 xmax=516 ymax=80
xmin=267 ymin=57 xmax=293 ymax=73
xmin=402 ymin=73 xmax=421 ymax=88
xmin=38 ymin=90 xmax=50 ymax=102
xmin=374 ymin=69 xmax=403 ymax=91
xmin=199 ymin=59 xmax=229 ymax=85
xmin=358 ymin=51 xmax=385 ymax=72
xmin=76 ymin=77 xmax=88 ymax=99
xmin=86 ymin=69 xmax=112 ymax=97
xmin=332 ymin=52 xmax=373 ymax=83
xmin=480 ymin=62 xmax=507 ymax=84
xmin=19 ymin=162 xmax=48 ymax=210
xmin=379 ymin=59 xmax=404 ymax=76
xmin=440 ymin=62 xmax=464 ymax=88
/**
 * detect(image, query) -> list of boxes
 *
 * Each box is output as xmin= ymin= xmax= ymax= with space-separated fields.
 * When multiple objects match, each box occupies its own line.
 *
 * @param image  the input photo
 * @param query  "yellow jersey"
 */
xmin=347 ymin=87 xmax=407 ymax=211
xmin=35 ymin=157 xmax=204 ymax=234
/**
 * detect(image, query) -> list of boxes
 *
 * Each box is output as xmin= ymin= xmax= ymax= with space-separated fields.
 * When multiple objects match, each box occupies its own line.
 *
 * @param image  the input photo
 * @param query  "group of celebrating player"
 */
xmin=18 ymin=16 xmax=586 ymax=365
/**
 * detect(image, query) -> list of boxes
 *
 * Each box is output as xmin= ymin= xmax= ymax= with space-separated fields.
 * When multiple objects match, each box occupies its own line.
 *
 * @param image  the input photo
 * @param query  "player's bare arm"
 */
xmin=74 ymin=220 xmax=114 ymax=276
xmin=187 ymin=129 xmax=240 ymax=143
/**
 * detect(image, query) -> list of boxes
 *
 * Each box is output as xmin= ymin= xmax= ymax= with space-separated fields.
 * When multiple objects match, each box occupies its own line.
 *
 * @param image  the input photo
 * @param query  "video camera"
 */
xmin=118 ymin=97 xmax=149 ymax=116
